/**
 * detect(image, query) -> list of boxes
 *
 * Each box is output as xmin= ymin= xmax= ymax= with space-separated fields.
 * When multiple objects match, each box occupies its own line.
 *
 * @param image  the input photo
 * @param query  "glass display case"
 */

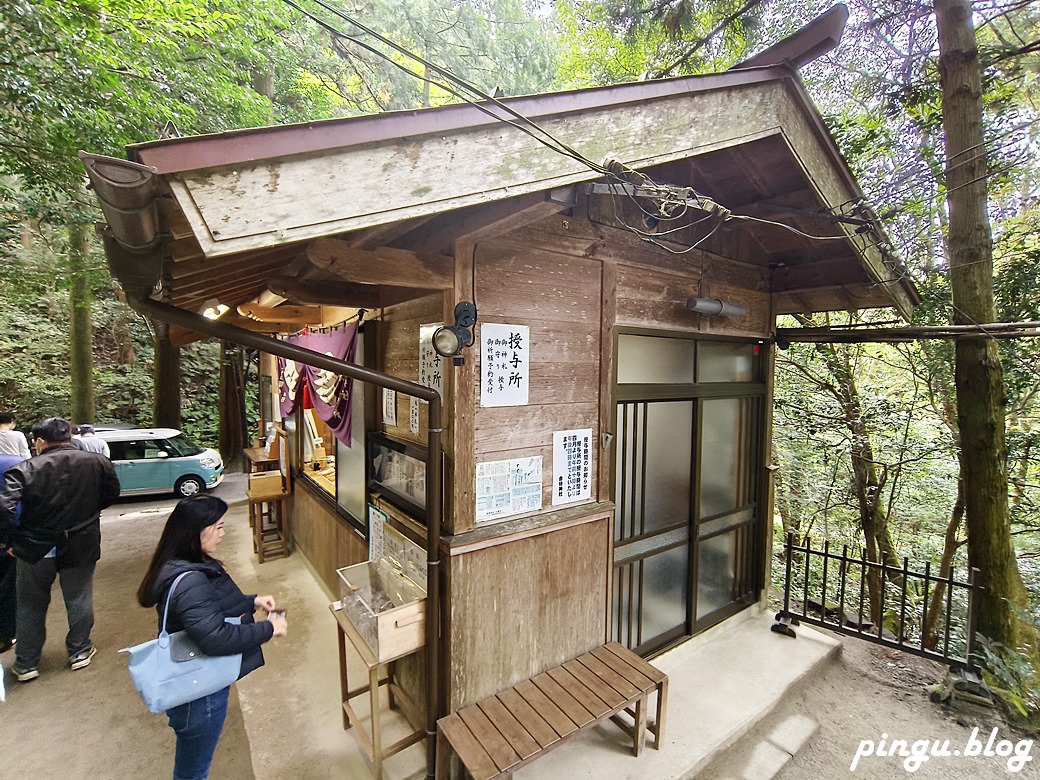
xmin=368 ymin=432 xmax=428 ymax=521
xmin=336 ymin=558 xmax=426 ymax=663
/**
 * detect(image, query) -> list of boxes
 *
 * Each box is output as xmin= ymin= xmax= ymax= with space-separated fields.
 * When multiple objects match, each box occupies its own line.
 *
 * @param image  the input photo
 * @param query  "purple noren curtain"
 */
xmin=277 ymin=324 xmax=359 ymax=447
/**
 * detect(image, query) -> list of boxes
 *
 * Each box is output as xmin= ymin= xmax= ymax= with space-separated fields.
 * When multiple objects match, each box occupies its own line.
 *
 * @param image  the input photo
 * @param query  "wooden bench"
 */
xmin=436 ymin=642 xmax=668 ymax=779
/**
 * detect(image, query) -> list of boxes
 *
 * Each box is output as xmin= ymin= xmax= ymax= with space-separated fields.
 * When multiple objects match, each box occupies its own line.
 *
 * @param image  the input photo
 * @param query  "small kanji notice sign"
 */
xmin=480 ymin=323 xmax=529 ymax=407
xmin=418 ymin=323 xmax=445 ymax=399
xmin=475 ymin=456 xmax=542 ymax=523
xmin=552 ymin=428 xmax=592 ymax=506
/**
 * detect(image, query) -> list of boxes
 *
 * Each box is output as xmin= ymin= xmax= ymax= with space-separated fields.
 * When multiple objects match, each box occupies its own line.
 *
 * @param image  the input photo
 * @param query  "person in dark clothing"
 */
xmin=0 ymin=417 xmax=120 ymax=681
xmin=0 ymin=451 xmax=25 ymax=654
xmin=137 ymin=494 xmax=287 ymax=780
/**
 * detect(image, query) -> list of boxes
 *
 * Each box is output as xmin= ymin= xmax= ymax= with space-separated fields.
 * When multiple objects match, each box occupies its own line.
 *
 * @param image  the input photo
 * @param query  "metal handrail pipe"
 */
xmin=130 ymin=295 xmax=445 ymax=779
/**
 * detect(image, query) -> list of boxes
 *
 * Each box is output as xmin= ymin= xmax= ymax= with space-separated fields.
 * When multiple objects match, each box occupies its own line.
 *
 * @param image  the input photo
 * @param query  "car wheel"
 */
xmin=174 ymin=475 xmax=206 ymax=498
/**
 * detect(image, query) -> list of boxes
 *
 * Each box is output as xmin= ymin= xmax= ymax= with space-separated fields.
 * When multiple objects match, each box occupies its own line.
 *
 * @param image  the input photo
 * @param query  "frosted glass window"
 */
xmin=697 ymin=342 xmax=756 ymax=382
xmin=696 ymin=531 xmax=736 ymax=620
xmin=643 ymin=403 xmax=693 ymax=532
xmin=615 ymin=401 xmax=692 ymax=537
xmin=617 ymin=335 xmax=695 ymax=384
xmin=699 ymin=398 xmax=744 ymax=517
xmin=642 ymin=546 xmax=689 ymax=640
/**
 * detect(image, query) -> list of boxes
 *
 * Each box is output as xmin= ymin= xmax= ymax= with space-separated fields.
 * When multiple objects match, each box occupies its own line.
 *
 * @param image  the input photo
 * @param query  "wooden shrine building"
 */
xmin=83 ymin=16 xmax=918 ymax=773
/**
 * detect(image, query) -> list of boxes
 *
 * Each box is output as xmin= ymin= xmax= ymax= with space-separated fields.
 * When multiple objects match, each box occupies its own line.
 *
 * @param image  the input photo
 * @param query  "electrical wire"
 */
xmin=287 ymin=0 xmax=874 ymax=256
xmin=282 ymin=0 xmax=927 ymax=269
xmin=728 ymin=213 xmax=852 ymax=241
xmin=284 ymin=0 xmax=610 ymax=177
xmin=637 ymin=214 xmax=729 ymax=255
xmin=304 ymin=0 xmax=1034 ymax=379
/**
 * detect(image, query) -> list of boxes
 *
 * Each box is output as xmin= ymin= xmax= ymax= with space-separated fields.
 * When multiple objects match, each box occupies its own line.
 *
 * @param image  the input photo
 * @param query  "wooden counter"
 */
xmin=244 ymin=446 xmax=278 ymax=472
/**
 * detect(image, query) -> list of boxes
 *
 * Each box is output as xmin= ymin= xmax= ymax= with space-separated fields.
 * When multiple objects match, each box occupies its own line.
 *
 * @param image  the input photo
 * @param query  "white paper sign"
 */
xmin=382 ymin=388 xmax=397 ymax=425
xmin=368 ymin=504 xmax=387 ymax=561
xmin=409 ymin=395 xmax=420 ymax=435
xmin=405 ymin=542 xmax=428 ymax=585
xmin=475 ymin=456 xmax=542 ymax=522
xmin=553 ymin=428 xmax=593 ymax=506
xmin=480 ymin=323 xmax=530 ymax=407
xmin=418 ymin=323 xmax=445 ymax=399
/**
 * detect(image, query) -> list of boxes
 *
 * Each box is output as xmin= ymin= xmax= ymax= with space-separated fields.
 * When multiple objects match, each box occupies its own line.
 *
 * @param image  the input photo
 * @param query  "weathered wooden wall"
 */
xmin=436 ymin=207 xmax=775 ymax=709
xmin=288 ymin=197 xmax=779 ymax=716
xmin=446 ymin=232 xmax=603 ymax=534
xmin=447 ymin=208 xmax=771 ymax=531
xmin=289 ymin=483 xmax=367 ymax=593
xmin=374 ymin=292 xmax=449 ymax=449
xmin=444 ymin=509 xmax=611 ymax=710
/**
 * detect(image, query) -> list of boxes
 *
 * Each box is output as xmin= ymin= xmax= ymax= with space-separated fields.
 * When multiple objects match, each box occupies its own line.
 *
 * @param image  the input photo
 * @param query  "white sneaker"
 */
xmin=69 ymin=645 xmax=97 ymax=670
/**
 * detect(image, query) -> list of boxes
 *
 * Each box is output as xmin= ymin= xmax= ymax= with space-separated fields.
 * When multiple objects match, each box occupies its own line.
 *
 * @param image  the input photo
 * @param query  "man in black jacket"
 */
xmin=0 ymin=417 xmax=120 ymax=682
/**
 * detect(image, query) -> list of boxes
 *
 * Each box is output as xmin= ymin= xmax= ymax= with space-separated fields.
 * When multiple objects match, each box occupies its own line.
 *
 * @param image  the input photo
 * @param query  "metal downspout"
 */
xmin=131 ymin=297 xmax=444 ymax=779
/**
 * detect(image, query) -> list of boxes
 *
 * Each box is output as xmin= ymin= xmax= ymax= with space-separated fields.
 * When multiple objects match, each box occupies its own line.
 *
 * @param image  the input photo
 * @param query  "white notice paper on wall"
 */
xmin=382 ymin=388 xmax=397 ymax=425
xmin=418 ymin=323 xmax=445 ymax=399
xmin=480 ymin=323 xmax=530 ymax=407
xmin=475 ymin=456 xmax=542 ymax=523
xmin=409 ymin=396 xmax=420 ymax=435
xmin=552 ymin=428 xmax=593 ymax=506
xmin=368 ymin=504 xmax=387 ymax=561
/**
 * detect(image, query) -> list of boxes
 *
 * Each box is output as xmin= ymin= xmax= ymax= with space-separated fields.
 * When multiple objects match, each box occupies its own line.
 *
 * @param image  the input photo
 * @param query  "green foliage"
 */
xmin=0 ymin=232 xmax=226 ymax=441
xmin=774 ymin=312 xmax=962 ymax=557
xmin=179 ymin=341 xmax=224 ymax=449
xmin=974 ymin=634 xmax=1040 ymax=726
xmin=0 ymin=1 xmax=265 ymax=197
xmin=555 ymin=0 xmax=837 ymax=86
xmin=293 ymin=0 xmax=563 ymax=113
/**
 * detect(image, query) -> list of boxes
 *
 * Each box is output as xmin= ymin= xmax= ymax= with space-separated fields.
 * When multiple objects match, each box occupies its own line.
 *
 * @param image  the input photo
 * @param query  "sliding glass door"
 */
xmin=612 ymin=333 xmax=766 ymax=655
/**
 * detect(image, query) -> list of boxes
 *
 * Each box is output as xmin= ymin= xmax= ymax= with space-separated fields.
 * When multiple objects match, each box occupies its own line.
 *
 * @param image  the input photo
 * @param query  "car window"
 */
xmin=108 ymin=440 xmax=162 ymax=460
xmin=107 ymin=441 xmax=131 ymax=461
xmin=140 ymin=440 xmax=166 ymax=459
xmin=165 ymin=434 xmax=204 ymax=457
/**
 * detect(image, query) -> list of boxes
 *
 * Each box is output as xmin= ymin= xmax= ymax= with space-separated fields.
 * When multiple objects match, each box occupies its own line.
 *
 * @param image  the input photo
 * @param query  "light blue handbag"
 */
xmin=122 ymin=571 xmax=242 ymax=713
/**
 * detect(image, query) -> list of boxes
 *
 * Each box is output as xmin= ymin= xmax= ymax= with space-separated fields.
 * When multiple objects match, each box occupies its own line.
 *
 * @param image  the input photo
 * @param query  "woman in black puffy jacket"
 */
xmin=136 ymin=495 xmax=288 ymax=780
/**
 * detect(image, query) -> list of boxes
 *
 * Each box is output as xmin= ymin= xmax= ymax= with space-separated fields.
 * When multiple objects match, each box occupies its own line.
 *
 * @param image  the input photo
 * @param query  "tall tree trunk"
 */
xmin=935 ymin=0 xmax=1034 ymax=650
xmin=68 ymin=222 xmax=95 ymax=424
xmin=923 ymin=480 xmax=965 ymax=649
xmin=803 ymin=336 xmax=903 ymax=623
xmin=251 ymin=67 xmax=276 ymax=124
xmin=773 ymin=442 xmax=802 ymax=550
xmin=219 ymin=341 xmax=246 ymax=472
xmin=153 ymin=322 xmax=182 ymax=428
xmin=114 ymin=288 xmax=136 ymax=366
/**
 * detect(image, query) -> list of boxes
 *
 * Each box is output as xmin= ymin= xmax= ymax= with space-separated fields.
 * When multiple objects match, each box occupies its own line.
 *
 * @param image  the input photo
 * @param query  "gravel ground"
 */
xmin=775 ymin=635 xmax=1036 ymax=779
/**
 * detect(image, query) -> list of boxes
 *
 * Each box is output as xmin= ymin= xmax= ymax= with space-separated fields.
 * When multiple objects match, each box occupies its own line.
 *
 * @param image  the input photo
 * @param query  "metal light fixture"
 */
xmin=686 ymin=297 xmax=747 ymax=317
xmin=433 ymin=302 xmax=477 ymax=357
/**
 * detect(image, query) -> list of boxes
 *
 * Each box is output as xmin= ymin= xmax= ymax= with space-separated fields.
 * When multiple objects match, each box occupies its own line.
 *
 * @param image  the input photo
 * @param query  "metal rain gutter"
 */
xmin=79 ymin=152 xmax=160 ymax=253
xmin=131 ymin=296 xmax=445 ymax=779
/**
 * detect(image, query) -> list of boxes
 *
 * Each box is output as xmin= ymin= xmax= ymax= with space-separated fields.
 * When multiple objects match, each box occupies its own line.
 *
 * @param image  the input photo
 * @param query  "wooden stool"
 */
xmin=330 ymin=603 xmax=424 ymax=779
xmin=247 ymin=491 xmax=289 ymax=563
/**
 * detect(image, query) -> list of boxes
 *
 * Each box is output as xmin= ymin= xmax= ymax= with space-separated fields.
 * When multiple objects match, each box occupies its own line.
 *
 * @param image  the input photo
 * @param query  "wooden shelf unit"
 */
xmin=330 ymin=603 xmax=425 ymax=778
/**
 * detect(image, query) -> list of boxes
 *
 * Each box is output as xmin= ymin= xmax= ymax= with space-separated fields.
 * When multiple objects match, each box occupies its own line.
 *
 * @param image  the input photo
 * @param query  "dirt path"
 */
xmin=775 ymin=636 xmax=1036 ymax=779
xmin=0 ymin=490 xmax=255 ymax=779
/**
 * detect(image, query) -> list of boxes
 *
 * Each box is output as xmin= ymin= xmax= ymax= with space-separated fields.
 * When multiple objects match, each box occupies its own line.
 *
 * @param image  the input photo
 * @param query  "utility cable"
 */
xmin=285 ymin=0 xmax=610 ymax=176
xmin=284 ymin=0 xmax=913 ymax=262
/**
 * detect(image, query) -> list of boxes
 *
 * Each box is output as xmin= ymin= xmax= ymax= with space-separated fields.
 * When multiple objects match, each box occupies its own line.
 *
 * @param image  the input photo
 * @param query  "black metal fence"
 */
xmin=773 ymin=533 xmax=982 ymax=670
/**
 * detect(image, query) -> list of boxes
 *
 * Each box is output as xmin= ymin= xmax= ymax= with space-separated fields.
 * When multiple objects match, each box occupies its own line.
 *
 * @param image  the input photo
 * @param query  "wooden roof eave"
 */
xmin=128 ymin=68 xmax=799 ymax=175
xmin=771 ymin=87 xmax=917 ymax=318
xmin=88 ymin=65 xmax=918 ymax=320
xmin=156 ymin=79 xmax=809 ymax=261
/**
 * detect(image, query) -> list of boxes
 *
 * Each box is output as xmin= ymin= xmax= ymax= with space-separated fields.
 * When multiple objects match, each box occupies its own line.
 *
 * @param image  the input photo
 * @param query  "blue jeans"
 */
xmin=166 ymin=686 xmax=230 ymax=780
xmin=15 ymin=557 xmax=95 ymax=667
